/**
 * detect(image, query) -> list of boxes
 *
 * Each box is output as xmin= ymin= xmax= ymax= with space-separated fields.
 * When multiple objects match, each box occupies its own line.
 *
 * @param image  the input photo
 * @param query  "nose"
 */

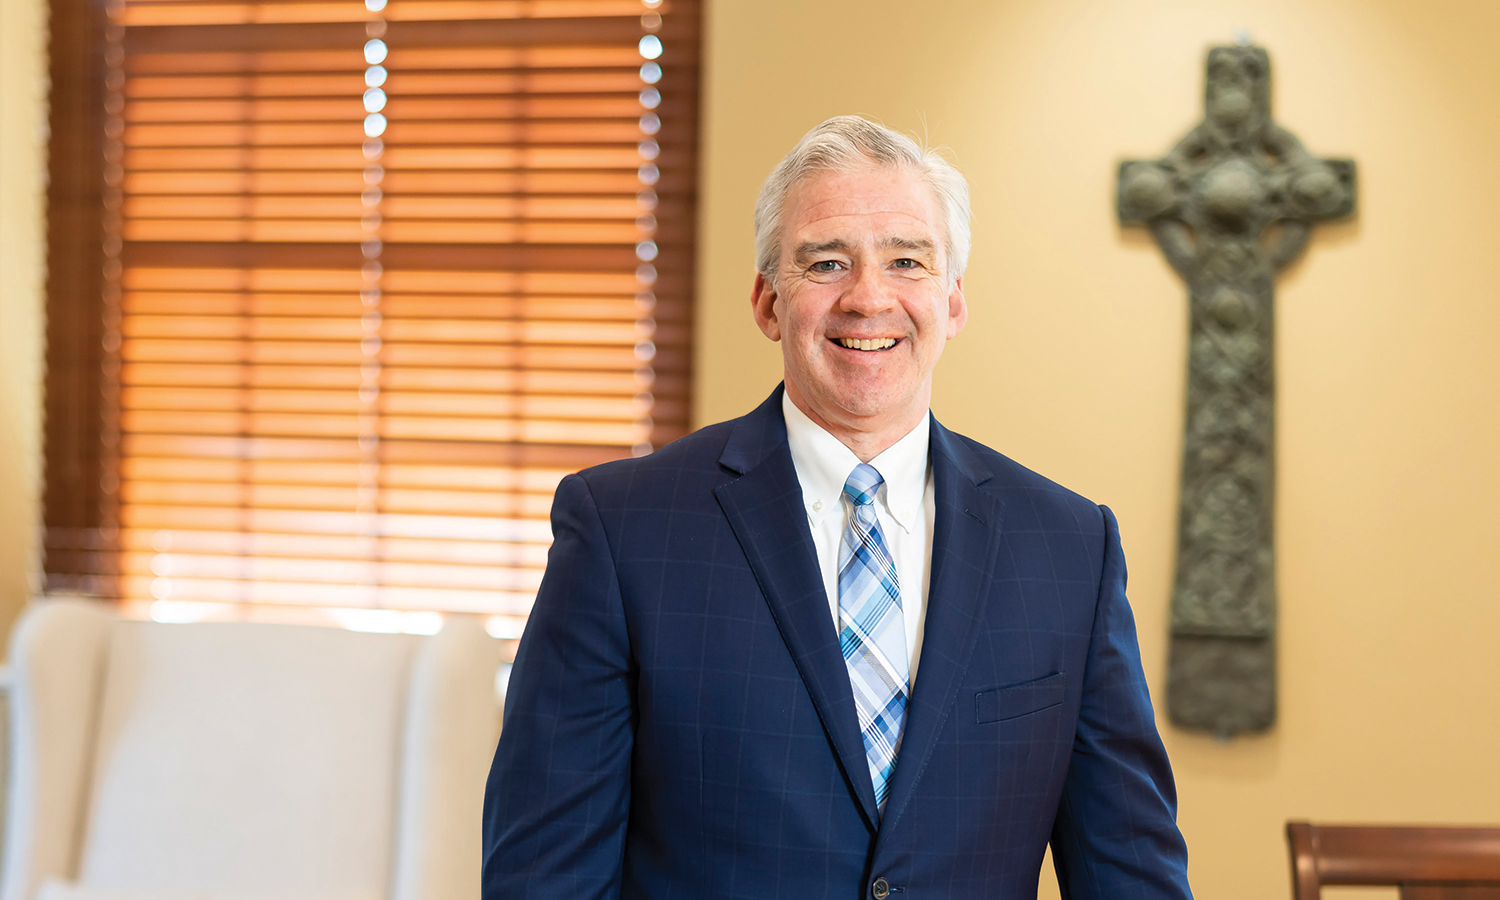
xmin=837 ymin=260 xmax=899 ymax=317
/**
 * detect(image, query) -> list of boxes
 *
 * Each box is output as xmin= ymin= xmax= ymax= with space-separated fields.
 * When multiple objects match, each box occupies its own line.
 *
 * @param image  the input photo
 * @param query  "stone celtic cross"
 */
xmin=1117 ymin=45 xmax=1355 ymax=735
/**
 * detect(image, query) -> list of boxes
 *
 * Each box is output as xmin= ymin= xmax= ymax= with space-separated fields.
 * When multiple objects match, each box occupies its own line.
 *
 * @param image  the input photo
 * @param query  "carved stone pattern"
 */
xmin=1118 ymin=45 xmax=1355 ymax=735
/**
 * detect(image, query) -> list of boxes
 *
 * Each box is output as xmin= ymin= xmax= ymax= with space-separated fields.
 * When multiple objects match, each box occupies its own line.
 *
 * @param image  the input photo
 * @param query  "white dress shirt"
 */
xmin=782 ymin=392 xmax=936 ymax=685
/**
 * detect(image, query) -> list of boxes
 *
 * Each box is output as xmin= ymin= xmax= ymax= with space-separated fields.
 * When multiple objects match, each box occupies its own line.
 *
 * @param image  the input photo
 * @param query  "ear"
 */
xmin=945 ymin=275 xmax=968 ymax=339
xmin=751 ymin=272 xmax=782 ymax=341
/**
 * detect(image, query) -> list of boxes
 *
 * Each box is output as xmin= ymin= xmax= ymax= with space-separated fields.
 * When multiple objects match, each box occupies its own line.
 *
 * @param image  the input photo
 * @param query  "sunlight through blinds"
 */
xmin=48 ymin=0 xmax=699 ymax=639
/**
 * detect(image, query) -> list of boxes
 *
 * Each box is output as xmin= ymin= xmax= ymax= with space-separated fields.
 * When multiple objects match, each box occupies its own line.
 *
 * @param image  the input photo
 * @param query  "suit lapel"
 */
xmin=714 ymin=389 xmax=881 ymax=829
xmin=876 ymin=419 xmax=1004 ymax=836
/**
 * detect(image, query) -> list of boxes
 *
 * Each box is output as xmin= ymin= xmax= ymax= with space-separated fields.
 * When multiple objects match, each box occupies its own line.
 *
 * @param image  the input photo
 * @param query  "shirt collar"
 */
xmin=782 ymin=391 xmax=931 ymax=533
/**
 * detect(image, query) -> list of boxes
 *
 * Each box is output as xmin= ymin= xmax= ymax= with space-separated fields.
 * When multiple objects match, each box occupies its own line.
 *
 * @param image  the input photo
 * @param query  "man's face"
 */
xmin=752 ymin=165 xmax=967 ymax=436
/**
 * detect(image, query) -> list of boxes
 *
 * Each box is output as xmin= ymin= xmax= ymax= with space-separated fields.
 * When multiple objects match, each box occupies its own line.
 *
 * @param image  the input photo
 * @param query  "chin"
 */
xmin=790 ymin=364 xmax=924 ymax=425
xmin=825 ymin=386 xmax=913 ymax=421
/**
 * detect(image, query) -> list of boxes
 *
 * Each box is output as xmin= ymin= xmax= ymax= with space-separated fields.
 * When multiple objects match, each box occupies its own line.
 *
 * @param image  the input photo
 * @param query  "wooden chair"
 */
xmin=1288 ymin=822 xmax=1500 ymax=900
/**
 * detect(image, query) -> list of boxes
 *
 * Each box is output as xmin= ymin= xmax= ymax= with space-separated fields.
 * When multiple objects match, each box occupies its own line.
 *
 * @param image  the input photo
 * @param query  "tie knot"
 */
xmin=843 ymin=463 xmax=884 ymax=507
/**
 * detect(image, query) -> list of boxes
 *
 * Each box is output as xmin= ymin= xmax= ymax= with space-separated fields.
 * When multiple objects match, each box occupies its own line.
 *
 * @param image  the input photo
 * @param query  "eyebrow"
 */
xmin=792 ymin=236 xmax=938 ymax=261
xmin=793 ymin=239 xmax=853 ymax=261
xmin=881 ymin=236 xmax=937 ymax=255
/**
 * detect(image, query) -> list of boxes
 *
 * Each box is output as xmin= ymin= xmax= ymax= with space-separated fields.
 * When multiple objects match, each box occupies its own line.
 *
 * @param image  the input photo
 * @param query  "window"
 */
xmin=42 ymin=0 xmax=698 ymax=640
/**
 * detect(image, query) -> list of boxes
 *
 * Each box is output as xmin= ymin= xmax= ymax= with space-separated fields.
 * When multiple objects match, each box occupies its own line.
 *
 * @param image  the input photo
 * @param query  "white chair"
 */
xmin=1 ymin=599 xmax=503 ymax=900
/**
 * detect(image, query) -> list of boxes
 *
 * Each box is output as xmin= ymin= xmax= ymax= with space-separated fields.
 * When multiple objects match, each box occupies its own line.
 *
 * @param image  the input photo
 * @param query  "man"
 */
xmin=483 ymin=116 xmax=1193 ymax=899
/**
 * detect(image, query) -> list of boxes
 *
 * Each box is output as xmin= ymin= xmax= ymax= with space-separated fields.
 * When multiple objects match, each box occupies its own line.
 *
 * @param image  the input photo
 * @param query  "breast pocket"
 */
xmin=975 ymin=672 xmax=1066 ymax=724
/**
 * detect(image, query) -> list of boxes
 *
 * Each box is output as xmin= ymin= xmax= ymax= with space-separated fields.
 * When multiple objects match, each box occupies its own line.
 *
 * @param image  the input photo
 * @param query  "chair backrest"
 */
xmin=78 ymin=616 xmax=419 ymax=900
xmin=3 ymin=599 xmax=502 ymax=900
xmin=1287 ymin=821 xmax=1500 ymax=900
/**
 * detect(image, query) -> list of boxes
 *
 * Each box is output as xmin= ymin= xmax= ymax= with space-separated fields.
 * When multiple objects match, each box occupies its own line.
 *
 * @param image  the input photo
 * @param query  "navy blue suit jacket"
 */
xmin=483 ymin=387 xmax=1192 ymax=899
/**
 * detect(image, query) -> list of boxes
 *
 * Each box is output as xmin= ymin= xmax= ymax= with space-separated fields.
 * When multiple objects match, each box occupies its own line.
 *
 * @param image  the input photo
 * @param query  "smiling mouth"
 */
xmin=833 ymin=337 xmax=899 ymax=351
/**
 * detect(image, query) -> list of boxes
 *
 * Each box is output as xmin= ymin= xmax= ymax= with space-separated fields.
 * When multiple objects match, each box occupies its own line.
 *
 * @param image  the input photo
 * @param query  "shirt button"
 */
xmin=812 ymin=500 xmax=823 ymax=512
xmin=871 ymin=876 xmax=890 ymax=899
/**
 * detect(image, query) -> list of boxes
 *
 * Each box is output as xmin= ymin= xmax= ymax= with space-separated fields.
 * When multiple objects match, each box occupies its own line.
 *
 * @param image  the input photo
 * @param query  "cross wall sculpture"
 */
xmin=1117 ymin=45 xmax=1354 ymax=735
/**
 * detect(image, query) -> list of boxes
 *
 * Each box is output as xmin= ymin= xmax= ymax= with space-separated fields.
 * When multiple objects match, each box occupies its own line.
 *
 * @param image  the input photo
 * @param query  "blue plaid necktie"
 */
xmin=838 ymin=463 xmax=909 ymax=815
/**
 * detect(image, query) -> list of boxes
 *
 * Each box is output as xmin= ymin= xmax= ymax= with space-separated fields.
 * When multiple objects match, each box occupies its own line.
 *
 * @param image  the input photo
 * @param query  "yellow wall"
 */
xmin=0 ymin=0 xmax=47 ymax=647
xmin=697 ymin=1 xmax=1500 ymax=898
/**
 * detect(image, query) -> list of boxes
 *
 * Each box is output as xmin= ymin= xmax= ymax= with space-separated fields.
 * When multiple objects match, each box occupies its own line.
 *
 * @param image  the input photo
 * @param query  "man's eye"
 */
xmin=810 ymin=260 xmax=841 ymax=273
xmin=892 ymin=258 xmax=919 ymax=269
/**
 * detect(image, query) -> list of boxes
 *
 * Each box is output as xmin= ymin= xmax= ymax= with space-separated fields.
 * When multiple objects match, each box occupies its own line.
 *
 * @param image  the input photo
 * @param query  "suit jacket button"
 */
xmin=871 ymin=877 xmax=890 ymax=899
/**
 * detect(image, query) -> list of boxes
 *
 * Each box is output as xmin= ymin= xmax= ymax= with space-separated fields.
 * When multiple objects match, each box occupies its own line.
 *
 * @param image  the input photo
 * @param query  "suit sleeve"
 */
xmin=1050 ymin=505 xmax=1193 ymax=900
xmin=482 ymin=473 xmax=634 ymax=900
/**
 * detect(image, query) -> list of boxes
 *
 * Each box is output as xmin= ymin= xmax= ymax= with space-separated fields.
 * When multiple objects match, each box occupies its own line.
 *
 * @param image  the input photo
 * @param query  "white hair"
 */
xmin=753 ymin=115 xmax=972 ymax=288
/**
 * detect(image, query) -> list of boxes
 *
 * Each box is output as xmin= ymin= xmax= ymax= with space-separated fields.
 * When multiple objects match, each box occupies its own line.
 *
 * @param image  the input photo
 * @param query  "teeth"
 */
xmin=837 ymin=337 xmax=897 ymax=351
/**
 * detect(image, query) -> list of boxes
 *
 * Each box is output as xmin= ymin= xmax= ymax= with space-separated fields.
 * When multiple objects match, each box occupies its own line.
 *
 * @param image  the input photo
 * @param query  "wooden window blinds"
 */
xmin=42 ymin=0 xmax=699 ymax=638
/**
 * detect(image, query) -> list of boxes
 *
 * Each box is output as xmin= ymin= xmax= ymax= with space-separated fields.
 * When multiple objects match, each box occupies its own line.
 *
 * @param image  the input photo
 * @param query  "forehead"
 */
xmin=780 ymin=165 xmax=943 ymax=249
